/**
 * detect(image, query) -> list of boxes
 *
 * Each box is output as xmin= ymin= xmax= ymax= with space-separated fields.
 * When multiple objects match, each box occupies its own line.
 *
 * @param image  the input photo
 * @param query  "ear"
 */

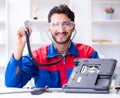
xmin=48 ymin=27 xmax=52 ymax=35
xmin=71 ymin=24 xmax=75 ymax=32
xmin=48 ymin=24 xmax=51 ymax=32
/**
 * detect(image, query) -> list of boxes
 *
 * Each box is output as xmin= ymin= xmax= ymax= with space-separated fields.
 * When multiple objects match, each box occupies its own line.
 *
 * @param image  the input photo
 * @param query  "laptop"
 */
xmin=63 ymin=58 xmax=117 ymax=94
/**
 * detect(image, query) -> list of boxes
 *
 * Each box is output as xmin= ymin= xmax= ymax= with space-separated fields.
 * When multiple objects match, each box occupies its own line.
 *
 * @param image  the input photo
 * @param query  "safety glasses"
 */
xmin=49 ymin=21 xmax=74 ymax=30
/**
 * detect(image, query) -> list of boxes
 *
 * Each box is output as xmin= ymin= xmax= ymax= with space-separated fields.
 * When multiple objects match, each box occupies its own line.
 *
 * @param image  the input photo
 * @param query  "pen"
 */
xmin=115 ymin=87 xmax=120 ymax=94
xmin=109 ymin=86 xmax=120 ymax=90
xmin=115 ymin=86 xmax=120 ymax=90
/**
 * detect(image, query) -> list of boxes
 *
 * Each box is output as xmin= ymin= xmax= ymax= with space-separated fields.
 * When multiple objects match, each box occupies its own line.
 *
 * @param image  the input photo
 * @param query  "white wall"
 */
xmin=7 ymin=0 xmax=30 ymax=58
xmin=70 ymin=0 xmax=90 ymax=44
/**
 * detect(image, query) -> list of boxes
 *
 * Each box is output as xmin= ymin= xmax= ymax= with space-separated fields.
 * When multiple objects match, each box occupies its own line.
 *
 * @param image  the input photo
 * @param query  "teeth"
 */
xmin=58 ymin=34 xmax=65 ymax=37
xmin=59 ymin=33 xmax=66 ymax=35
xmin=55 ymin=32 xmax=67 ymax=37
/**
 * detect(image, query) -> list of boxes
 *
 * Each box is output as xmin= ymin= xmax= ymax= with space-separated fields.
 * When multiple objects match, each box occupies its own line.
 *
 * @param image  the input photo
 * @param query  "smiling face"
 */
xmin=48 ymin=13 xmax=75 ymax=44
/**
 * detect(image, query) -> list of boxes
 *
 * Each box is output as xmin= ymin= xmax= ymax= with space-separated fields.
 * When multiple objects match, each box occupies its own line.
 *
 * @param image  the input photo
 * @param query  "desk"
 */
xmin=0 ymin=88 xmax=120 ymax=98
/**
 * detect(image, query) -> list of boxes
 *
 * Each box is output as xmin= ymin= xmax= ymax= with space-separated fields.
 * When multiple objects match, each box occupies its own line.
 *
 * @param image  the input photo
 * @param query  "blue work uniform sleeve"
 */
xmin=90 ymin=51 xmax=99 ymax=58
xmin=5 ymin=54 xmax=37 ymax=88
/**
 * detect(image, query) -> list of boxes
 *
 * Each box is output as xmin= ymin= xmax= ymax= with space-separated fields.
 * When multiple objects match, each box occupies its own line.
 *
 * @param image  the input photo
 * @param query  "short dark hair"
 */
xmin=48 ymin=4 xmax=75 ymax=23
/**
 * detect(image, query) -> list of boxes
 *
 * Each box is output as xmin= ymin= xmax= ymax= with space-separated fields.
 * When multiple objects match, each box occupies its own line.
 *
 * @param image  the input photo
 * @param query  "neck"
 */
xmin=54 ymin=41 xmax=71 ymax=54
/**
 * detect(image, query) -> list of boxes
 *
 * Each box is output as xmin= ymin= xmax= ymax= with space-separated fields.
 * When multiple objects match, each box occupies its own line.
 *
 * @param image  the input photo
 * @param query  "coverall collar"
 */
xmin=47 ymin=41 xmax=79 ymax=58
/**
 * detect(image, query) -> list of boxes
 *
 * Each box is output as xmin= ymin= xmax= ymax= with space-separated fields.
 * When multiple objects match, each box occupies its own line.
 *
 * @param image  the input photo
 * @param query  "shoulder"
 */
xmin=74 ymin=42 xmax=98 ymax=57
xmin=75 ymin=42 xmax=95 ymax=51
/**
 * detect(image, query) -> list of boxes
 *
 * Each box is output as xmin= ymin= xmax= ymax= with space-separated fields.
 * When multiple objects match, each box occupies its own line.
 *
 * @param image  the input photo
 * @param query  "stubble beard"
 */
xmin=52 ymin=34 xmax=71 ymax=44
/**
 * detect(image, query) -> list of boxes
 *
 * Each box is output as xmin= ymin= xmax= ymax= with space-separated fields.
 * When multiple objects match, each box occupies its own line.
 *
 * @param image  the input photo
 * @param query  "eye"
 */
xmin=63 ymin=22 xmax=70 ymax=26
xmin=51 ymin=22 xmax=59 ymax=27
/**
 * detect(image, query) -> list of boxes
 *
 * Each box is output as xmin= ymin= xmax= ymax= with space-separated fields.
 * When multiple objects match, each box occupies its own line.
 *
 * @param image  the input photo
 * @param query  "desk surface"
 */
xmin=0 ymin=88 xmax=120 ymax=98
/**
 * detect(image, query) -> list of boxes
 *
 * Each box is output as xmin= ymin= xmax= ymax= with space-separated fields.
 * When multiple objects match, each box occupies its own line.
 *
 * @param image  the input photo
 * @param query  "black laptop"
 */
xmin=63 ymin=58 xmax=117 ymax=94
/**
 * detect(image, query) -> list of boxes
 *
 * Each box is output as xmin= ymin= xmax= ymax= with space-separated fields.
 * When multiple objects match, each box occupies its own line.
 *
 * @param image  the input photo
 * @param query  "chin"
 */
xmin=56 ymin=40 xmax=70 ymax=44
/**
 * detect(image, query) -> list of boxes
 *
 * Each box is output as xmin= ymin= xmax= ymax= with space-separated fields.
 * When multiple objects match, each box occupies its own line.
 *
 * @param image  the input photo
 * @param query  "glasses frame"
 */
xmin=49 ymin=21 xmax=75 ymax=30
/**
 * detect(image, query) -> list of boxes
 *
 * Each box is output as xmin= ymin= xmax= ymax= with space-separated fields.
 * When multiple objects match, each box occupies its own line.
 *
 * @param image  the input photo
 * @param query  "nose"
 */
xmin=57 ymin=24 xmax=65 ymax=32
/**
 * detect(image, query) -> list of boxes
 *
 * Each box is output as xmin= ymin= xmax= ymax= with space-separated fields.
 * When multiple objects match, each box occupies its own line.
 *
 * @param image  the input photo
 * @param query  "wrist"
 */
xmin=14 ymin=43 xmax=26 ymax=60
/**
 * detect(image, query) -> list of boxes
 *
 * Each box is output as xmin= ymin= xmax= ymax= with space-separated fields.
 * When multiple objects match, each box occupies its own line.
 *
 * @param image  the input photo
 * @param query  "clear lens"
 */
xmin=49 ymin=21 xmax=74 ymax=30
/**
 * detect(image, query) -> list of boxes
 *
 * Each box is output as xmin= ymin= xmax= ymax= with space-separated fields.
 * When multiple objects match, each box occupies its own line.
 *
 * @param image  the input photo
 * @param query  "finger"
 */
xmin=29 ymin=27 xmax=32 ymax=35
xmin=19 ymin=27 xmax=27 ymax=35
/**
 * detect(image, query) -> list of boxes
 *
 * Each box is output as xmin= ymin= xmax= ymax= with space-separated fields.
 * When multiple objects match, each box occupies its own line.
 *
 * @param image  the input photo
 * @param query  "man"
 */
xmin=5 ymin=4 xmax=99 ymax=88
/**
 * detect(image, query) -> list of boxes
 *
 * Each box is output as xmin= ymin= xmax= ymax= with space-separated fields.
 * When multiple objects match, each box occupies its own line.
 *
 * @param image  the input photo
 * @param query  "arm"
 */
xmin=90 ymin=51 xmax=99 ymax=58
xmin=5 ymin=54 xmax=37 ymax=88
xmin=14 ymin=26 xmax=32 ymax=60
xmin=5 ymin=26 xmax=34 ymax=88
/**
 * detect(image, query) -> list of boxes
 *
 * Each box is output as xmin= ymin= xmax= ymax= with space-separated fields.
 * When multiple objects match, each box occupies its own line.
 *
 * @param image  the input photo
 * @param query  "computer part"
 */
xmin=63 ymin=58 xmax=117 ymax=94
